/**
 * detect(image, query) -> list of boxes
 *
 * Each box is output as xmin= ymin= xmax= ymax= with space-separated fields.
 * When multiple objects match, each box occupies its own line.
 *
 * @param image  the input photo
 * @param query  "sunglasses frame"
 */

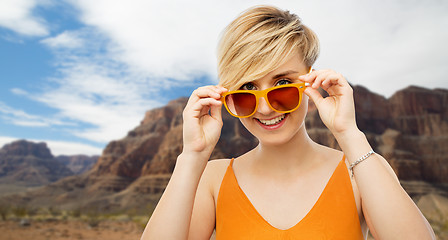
xmin=221 ymin=82 xmax=307 ymax=118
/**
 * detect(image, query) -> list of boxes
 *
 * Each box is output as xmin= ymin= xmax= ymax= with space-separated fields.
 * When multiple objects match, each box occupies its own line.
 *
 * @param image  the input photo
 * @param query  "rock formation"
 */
xmin=0 ymin=140 xmax=74 ymax=189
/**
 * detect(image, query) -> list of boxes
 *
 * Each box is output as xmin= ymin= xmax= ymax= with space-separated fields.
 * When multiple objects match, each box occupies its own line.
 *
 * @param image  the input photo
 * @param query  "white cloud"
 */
xmin=45 ymin=140 xmax=102 ymax=156
xmin=5 ymin=0 xmax=447 ymax=148
xmin=69 ymin=0 xmax=239 ymax=81
xmin=305 ymin=0 xmax=448 ymax=96
xmin=0 ymin=0 xmax=50 ymax=36
xmin=0 ymin=101 xmax=67 ymax=127
xmin=0 ymin=137 xmax=17 ymax=147
xmin=41 ymin=30 xmax=84 ymax=48
xmin=35 ymin=34 xmax=163 ymax=142
xmin=0 ymin=136 xmax=102 ymax=156
xmin=10 ymin=88 xmax=28 ymax=96
xmin=66 ymin=0 xmax=448 ymax=96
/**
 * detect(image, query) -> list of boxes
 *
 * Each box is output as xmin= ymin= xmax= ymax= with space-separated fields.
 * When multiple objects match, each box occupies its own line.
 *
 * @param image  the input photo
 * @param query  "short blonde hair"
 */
xmin=217 ymin=5 xmax=320 ymax=90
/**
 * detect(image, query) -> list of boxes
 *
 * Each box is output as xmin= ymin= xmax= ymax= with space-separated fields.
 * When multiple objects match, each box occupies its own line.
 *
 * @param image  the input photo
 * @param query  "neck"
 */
xmin=250 ymin=125 xmax=318 ymax=177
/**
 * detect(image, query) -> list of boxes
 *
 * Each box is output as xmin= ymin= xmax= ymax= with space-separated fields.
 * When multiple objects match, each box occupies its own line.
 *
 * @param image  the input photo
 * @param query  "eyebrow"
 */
xmin=272 ymin=70 xmax=299 ymax=79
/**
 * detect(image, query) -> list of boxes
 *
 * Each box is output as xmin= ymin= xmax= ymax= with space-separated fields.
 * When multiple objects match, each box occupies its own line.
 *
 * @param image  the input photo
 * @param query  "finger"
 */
xmin=299 ymin=70 xmax=317 ymax=83
xmin=210 ymin=102 xmax=223 ymax=122
xmin=303 ymin=70 xmax=343 ymax=90
xmin=193 ymin=86 xmax=223 ymax=100
xmin=321 ymin=73 xmax=350 ymax=95
xmin=321 ymin=73 xmax=342 ymax=91
xmin=311 ymin=70 xmax=334 ymax=89
xmin=217 ymin=85 xmax=228 ymax=93
xmin=186 ymin=86 xmax=225 ymax=108
xmin=299 ymin=69 xmax=331 ymax=87
xmin=191 ymin=98 xmax=222 ymax=118
xmin=304 ymin=87 xmax=324 ymax=107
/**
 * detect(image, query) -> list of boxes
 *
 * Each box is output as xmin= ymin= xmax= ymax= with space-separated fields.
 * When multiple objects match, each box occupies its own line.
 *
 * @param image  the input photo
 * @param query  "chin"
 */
xmin=258 ymin=134 xmax=297 ymax=146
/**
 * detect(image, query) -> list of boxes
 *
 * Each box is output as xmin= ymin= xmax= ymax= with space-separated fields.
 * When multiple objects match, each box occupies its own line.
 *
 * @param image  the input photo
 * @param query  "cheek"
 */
xmin=239 ymin=118 xmax=251 ymax=129
xmin=239 ymin=117 xmax=260 ymax=138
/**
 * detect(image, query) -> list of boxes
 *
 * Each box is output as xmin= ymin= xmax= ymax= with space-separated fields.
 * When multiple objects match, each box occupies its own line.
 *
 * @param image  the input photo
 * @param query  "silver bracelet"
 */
xmin=349 ymin=150 xmax=375 ymax=178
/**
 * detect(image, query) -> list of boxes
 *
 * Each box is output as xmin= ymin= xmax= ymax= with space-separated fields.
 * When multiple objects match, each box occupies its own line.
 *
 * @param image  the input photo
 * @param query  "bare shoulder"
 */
xmin=206 ymin=158 xmax=232 ymax=169
xmin=203 ymin=159 xmax=231 ymax=182
xmin=202 ymin=159 xmax=232 ymax=201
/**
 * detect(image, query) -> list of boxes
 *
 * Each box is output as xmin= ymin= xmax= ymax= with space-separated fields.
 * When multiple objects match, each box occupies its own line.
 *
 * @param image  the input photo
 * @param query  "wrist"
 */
xmin=175 ymin=151 xmax=209 ymax=174
xmin=333 ymin=127 xmax=363 ymax=142
xmin=334 ymin=129 xmax=373 ymax=164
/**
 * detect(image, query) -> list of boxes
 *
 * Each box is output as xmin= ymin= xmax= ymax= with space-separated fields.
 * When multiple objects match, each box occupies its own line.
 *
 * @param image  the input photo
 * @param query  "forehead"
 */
xmin=267 ymin=53 xmax=308 ymax=76
xmin=242 ymin=53 xmax=309 ymax=85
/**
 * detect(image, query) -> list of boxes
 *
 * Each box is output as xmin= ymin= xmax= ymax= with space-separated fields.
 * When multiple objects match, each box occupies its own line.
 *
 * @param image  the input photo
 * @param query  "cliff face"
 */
xmin=4 ymin=85 xmax=447 ymax=211
xmin=0 ymin=140 xmax=73 ymax=186
xmin=388 ymin=87 xmax=448 ymax=136
xmin=377 ymin=87 xmax=448 ymax=184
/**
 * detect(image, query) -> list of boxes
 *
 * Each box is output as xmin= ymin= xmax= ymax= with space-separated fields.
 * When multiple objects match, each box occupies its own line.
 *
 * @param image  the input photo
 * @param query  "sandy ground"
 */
xmin=0 ymin=219 xmax=143 ymax=240
xmin=0 ymin=219 xmax=445 ymax=240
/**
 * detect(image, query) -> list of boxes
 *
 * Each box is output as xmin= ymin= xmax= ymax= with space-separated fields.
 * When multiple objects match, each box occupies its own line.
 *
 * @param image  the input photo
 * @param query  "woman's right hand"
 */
xmin=142 ymin=85 xmax=227 ymax=240
xmin=182 ymin=85 xmax=227 ymax=161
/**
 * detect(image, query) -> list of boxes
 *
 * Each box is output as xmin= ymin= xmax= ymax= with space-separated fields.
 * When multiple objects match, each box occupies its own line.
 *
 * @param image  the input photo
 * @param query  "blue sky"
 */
xmin=1 ymin=0 xmax=447 ymax=156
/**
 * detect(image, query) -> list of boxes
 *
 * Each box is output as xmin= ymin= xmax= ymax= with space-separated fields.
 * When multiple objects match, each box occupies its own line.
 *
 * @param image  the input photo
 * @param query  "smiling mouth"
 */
xmin=256 ymin=114 xmax=286 ymax=126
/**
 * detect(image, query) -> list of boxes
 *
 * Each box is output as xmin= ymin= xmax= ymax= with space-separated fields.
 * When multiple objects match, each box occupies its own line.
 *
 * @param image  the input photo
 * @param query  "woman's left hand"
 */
xmin=299 ymin=69 xmax=359 ymax=137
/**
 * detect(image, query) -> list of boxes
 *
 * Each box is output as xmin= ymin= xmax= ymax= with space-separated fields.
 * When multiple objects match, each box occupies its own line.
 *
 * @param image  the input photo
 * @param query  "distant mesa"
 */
xmin=0 ymin=85 xmax=447 ymax=213
xmin=1 ymin=140 xmax=53 ymax=159
xmin=0 ymin=140 xmax=98 ymax=196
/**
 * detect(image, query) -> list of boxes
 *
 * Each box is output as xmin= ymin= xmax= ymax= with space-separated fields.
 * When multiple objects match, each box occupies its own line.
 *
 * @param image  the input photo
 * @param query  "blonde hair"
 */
xmin=217 ymin=5 xmax=320 ymax=90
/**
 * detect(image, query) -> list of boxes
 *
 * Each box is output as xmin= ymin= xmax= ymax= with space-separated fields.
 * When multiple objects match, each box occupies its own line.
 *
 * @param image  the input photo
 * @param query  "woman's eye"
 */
xmin=276 ymin=79 xmax=292 ymax=86
xmin=241 ymin=82 xmax=256 ymax=90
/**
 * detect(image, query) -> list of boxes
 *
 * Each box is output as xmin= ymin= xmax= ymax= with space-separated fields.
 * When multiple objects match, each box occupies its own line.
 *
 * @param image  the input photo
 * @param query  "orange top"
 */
xmin=216 ymin=158 xmax=364 ymax=239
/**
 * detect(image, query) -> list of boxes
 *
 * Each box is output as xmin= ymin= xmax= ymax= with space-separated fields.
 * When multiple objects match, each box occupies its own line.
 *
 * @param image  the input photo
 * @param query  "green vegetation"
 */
xmin=0 ymin=203 xmax=9 ymax=220
xmin=0 ymin=203 xmax=153 ymax=232
xmin=11 ymin=205 xmax=28 ymax=218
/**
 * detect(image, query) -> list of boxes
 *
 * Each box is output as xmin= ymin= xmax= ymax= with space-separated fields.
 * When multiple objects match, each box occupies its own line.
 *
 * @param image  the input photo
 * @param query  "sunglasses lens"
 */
xmin=225 ymin=92 xmax=256 ymax=117
xmin=267 ymin=86 xmax=300 ymax=112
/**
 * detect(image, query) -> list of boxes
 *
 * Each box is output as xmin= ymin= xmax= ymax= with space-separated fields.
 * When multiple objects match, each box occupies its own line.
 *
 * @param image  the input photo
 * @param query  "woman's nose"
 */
xmin=257 ymin=97 xmax=274 ymax=115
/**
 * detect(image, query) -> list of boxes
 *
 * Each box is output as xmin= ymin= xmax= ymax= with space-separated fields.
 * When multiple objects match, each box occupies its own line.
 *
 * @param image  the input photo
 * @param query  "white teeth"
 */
xmin=258 ymin=114 xmax=286 ymax=126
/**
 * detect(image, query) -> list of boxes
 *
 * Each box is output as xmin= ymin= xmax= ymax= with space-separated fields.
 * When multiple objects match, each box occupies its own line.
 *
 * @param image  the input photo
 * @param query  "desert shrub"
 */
xmin=146 ymin=203 xmax=155 ymax=215
xmin=441 ymin=216 xmax=448 ymax=233
xmin=84 ymin=207 xmax=101 ymax=228
xmin=48 ymin=206 xmax=62 ymax=217
xmin=0 ymin=203 xmax=9 ymax=220
xmin=70 ymin=208 xmax=82 ymax=218
xmin=27 ymin=207 xmax=39 ymax=217
xmin=133 ymin=216 xmax=149 ymax=231
xmin=127 ymin=208 xmax=138 ymax=220
xmin=11 ymin=205 xmax=27 ymax=218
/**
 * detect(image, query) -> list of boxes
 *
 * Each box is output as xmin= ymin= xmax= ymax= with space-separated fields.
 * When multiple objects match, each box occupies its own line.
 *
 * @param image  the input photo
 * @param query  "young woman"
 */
xmin=141 ymin=5 xmax=435 ymax=240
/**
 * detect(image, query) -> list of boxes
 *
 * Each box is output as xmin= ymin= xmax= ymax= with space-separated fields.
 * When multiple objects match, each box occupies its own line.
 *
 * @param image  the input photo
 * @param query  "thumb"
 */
xmin=304 ymin=87 xmax=324 ymax=108
xmin=210 ymin=102 xmax=223 ymax=123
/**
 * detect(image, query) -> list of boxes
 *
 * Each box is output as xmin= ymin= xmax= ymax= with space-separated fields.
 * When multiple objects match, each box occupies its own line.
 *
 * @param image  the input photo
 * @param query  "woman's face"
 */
xmin=238 ymin=53 xmax=309 ymax=146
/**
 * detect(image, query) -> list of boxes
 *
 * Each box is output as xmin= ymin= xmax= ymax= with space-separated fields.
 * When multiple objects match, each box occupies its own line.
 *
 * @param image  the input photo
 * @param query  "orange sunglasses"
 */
xmin=221 ymin=69 xmax=311 ymax=118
